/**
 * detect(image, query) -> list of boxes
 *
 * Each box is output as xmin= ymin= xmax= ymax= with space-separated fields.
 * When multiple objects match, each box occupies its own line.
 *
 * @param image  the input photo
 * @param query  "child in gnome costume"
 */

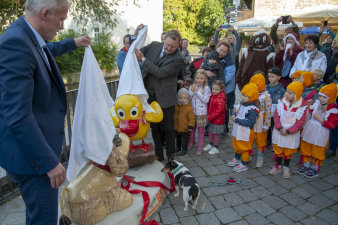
xmin=291 ymin=70 xmax=302 ymax=82
xmin=174 ymin=88 xmax=196 ymax=157
xmin=298 ymin=83 xmax=338 ymax=178
xmin=249 ymin=73 xmax=272 ymax=168
xmin=300 ymin=71 xmax=318 ymax=106
xmin=227 ymin=83 xmax=259 ymax=172
xmin=270 ymin=81 xmax=307 ymax=178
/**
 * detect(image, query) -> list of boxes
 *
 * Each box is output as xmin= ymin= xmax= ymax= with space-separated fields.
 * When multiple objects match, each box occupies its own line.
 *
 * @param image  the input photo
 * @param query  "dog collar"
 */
xmin=172 ymin=165 xmax=184 ymax=175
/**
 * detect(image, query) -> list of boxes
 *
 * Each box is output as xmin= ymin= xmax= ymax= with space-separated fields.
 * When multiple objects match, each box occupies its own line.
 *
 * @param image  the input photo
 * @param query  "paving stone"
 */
xmin=250 ymin=186 xmax=271 ymax=198
xmin=322 ymin=174 xmax=338 ymax=185
xmin=183 ymin=160 xmax=198 ymax=168
xmin=2 ymin=212 xmax=25 ymax=224
xmin=317 ymin=209 xmax=338 ymax=225
xmin=323 ymin=189 xmax=338 ymax=202
xmin=236 ymin=189 xmax=258 ymax=203
xmin=301 ymin=216 xmax=328 ymax=225
xmin=179 ymin=216 xmax=199 ymax=225
xmin=300 ymin=183 xmax=321 ymax=195
xmin=267 ymin=212 xmax=293 ymax=225
xmin=215 ymin=208 xmax=241 ymax=224
xmin=248 ymin=200 xmax=276 ymax=216
xmin=261 ymin=195 xmax=288 ymax=210
xmin=223 ymin=192 xmax=244 ymax=206
xmin=196 ymin=212 xmax=220 ymax=225
xmin=0 ymin=214 xmax=6 ymax=225
xmin=228 ymin=221 xmax=249 ymax=225
xmin=215 ymin=164 xmax=233 ymax=173
xmin=159 ymin=207 xmax=179 ymax=224
xmin=234 ymin=203 xmax=256 ymax=216
xmin=279 ymin=206 xmax=306 ymax=222
xmin=208 ymin=196 xmax=228 ymax=209
xmin=331 ymin=204 xmax=338 ymax=213
xmin=297 ymin=202 xmax=321 ymax=215
xmin=194 ymin=158 xmax=213 ymax=167
xmin=290 ymin=186 xmax=314 ymax=199
xmin=173 ymin=204 xmax=196 ymax=218
xmin=209 ymin=158 xmax=225 ymax=165
xmin=244 ymin=168 xmax=263 ymax=178
xmin=1 ymin=197 xmax=26 ymax=213
xmin=267 ymin=184 xmax=288 ymax=195
xmin=274 ymin=177 xmax=298 ymax=189
xmin=253 ymin=176 xmax=277 ymax=188
xmin=279 ymin=192 xmax=305 ymax=206
xmin=202 ymin=186 xmax=228 ymax=197
xmin=195 ymin=176 xmax=210 ymax=188
xmin=203 ymin=166 xmax=221 ymax=176
xmin=189 ymin=167 xmax=206 ymax=177
xmin=308 ymin=179 xmax=334 ymax=191
xmin=223 ymin=183 xmax=243 ymax=192
xmin=244 ymin=213 xmax=270 ymax=225
xmin=289 ymin=174 xmax=309 ymax=185
xmin=307 ymin=194 xmax=335 ymax=210
xmin=195 ymin=193 xmax=215 ymax=214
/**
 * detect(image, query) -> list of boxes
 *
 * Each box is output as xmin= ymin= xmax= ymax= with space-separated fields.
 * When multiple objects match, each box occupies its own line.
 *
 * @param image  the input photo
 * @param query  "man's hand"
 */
xmin=206 ymin=70 xmax=216 ymax=78
xmin=319 ymin=25 xmax=325 ymax=33
xmin=134 ymin=24 xmax=145 ymax=36
xmin=47 ymin=163 xmax=66 ymax=188
xmin=134 ymin=48 xmax=144 ymax=61
xmin=287 ymin=16 xmax=295 ymax=25
xmin=275 ymin=17 xmax=282 ymax=26
xmin=228 ymin=25 xmax=234 ymax=31
xmin=74 ymin=35 xmax=91 ymax=47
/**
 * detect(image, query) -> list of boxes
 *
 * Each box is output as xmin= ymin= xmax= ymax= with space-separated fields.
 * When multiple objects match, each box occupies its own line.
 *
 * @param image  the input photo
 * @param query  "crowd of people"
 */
xmin=131 ymin=16 xmax=338 ymax=181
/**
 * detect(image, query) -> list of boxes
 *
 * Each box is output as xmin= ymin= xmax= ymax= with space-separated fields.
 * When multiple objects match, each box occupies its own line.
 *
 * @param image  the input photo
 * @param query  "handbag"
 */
xmin=281 ymin=55 xmax=292 ymax=78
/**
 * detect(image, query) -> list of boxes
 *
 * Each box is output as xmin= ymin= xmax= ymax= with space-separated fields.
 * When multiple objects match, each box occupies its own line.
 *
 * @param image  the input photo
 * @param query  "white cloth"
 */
xmin=289 ymin=50 xmax=327 ymax=77
xmin=232 ymin=104 xmax=257 ymax=141
xmin=116 ymin=25 xmax=154 ymax=113
xmin=67 ymin=46 xmax=116 ymax=182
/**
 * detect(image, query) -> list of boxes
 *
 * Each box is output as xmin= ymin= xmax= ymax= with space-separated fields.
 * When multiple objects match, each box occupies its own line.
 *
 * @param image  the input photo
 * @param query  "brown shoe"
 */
xmin=155 ymin=155 xmax=164 ymax=161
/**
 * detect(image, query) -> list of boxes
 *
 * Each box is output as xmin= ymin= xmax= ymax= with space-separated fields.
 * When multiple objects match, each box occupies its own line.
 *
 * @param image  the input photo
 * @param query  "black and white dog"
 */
xmin=161 ymin=160 xmax=200 ymax=211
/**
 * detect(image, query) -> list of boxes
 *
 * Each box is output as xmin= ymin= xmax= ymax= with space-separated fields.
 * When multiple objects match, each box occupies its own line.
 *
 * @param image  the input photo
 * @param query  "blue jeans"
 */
xmin=329 ymin=125 xmax=338 ymax=152
xmin=225 ymin=91 xmax=235 ymax=129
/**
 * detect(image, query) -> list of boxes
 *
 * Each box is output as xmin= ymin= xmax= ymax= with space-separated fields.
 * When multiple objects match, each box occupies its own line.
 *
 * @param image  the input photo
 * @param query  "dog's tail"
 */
xmin=189 ymin=184 xmax=200 ymax=201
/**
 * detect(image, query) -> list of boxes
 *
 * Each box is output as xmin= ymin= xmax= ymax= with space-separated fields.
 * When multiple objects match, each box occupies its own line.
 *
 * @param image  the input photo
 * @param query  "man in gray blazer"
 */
xmin=135 ymin=30 xmax=184 ymax=161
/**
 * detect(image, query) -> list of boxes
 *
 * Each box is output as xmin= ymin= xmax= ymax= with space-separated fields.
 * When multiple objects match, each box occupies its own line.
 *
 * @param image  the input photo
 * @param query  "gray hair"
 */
xmin=25 ymin=0 xmax=70 ymax=16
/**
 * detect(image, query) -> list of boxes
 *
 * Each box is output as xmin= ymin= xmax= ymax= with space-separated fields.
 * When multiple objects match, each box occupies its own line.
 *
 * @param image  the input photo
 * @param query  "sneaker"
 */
xmin=296 ymin=165 xmax=310 ymax=174
xmin=196 ymin=149 xmax=202 ymax=156
xmin=282 ymin=166 xmax=291 ymax=179
xmin=233 ymin=163 xmax=248 ymax=172
xmin=256 ymin=157 xmax=264 ymax=168
xmin=176 ymin=150 xmax=187 ymax=158
xmin=269 ymin=166 xmax=281 ymax=175
xmin=203 ymin=144 xmax=213 ymax=151
xmin=227 ymin=158 xmax=240 ymax=167
xmin=304 ymin=169 xmax=319 ymax=178
xmin=208 ymin=147 xmax=219 ymax=155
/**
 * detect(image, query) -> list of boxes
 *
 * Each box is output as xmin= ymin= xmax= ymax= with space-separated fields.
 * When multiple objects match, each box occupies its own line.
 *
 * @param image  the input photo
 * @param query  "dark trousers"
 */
xmin=225 ymin=91 xmax=235 ymax=129
xmin=8 ymin=173 xmax=58 ymax=225
xmin=329 ymin=125 xmax=338 ymax=152
xmin=150 ymin=105 xmax=175 ymax=160
xmin=176 ymin=132 xmax=189 ymax=152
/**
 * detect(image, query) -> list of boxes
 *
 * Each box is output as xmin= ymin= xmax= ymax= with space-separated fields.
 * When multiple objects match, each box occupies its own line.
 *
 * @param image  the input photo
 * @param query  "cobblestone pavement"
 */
xmin=1 ymin=135 xmax=337 ymax=225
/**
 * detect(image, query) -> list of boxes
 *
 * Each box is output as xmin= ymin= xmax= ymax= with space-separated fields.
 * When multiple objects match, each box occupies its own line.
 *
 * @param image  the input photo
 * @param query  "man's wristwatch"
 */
xmin=141 ymin=57 xmax=146 ymax=62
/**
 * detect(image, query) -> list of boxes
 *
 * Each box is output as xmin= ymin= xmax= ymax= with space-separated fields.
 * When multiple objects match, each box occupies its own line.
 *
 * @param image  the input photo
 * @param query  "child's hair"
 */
xmin=208 ymin=50 xmax=219 ymax=61
xmin=184 ymin=78 xmax=193 ymax=86
xmin=212 ymin=80 xmax=225 ymax=91
xmin=268 ymin=67 xmax=281 ymax=77
xmin=311 ymin=68 xmax=324 ymax=80
xmin=194 ymin=69 xmax=208 ymax=90
xmin=253 ymin=70 xmax=265 ymax=77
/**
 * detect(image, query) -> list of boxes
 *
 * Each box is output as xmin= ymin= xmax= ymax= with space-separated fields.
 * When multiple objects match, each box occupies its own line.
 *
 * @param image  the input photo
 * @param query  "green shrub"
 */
xmin=54 ymin=30 xmax=118 ymax=83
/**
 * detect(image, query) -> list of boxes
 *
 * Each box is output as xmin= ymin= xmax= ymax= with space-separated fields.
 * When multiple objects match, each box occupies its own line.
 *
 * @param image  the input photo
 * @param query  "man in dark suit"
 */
xmin=135 ymin=30 xmax=185 ymax=161
xmin=0 ymin=0 xmax=90 ymax=224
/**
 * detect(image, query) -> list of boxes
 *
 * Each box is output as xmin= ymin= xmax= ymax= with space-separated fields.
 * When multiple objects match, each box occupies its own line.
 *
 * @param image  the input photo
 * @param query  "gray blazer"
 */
xmin=141 ymin=41 xmax=184 ymax=108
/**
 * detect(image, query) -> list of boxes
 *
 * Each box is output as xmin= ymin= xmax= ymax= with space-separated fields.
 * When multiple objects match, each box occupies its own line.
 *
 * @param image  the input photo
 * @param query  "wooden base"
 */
xmin=128 ymin=144 xmax=155 ymax=168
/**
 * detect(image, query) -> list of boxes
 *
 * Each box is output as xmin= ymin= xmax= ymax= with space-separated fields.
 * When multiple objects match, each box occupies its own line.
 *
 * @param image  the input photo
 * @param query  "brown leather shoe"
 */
xmin=155 ymin=155 xmax=164 ymax=161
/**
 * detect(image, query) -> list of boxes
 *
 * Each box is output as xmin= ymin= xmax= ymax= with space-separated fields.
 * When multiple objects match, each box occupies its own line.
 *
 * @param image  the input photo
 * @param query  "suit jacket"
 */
xmin=0 ymin=17 xmax=76 ymax=175
xmin=141 ymin=41 xmax=184 ymax=108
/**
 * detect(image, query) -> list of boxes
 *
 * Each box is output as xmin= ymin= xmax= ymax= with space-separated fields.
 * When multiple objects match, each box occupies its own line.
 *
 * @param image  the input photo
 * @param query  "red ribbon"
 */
xmin=121 ymin=172 xmax=175 ymax=225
